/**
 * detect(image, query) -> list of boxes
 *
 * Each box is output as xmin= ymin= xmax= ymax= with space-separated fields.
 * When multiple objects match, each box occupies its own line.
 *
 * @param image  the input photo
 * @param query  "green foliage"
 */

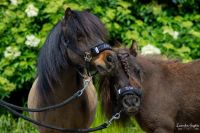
xmin=0 ymin=0 xmax=199 ymax=97
xmin=0 ymin=113 xmax=38 ymax=133
xmin=0 ymin=0 xmax=199 ymax=132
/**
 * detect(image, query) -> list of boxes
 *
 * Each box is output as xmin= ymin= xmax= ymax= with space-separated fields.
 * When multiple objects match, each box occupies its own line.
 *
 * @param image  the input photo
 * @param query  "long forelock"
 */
xmin=64 ymin=11 xmax=107 ymax=44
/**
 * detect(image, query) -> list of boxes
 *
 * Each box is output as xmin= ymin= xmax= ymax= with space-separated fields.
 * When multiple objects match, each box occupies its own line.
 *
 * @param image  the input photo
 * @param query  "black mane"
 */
xmin=37 ymin=21 xmax=69 ymax=99
xmin=36 ymin=10 xmax=107 ymax=101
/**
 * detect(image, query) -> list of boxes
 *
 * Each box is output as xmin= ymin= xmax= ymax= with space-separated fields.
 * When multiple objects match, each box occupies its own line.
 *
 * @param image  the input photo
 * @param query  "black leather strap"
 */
xmin=62 ymin=36 xmax=112 ymax=62
xmin=117 ymin=86 xmax=142 ymax=98
xmin=91 ymin=43 xmax=112 ymax=56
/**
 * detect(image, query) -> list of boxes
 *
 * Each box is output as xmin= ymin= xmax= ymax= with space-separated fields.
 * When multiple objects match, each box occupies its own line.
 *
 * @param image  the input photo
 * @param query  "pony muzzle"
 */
xmin=117 ymin=86 xmax=142 ymax=114
xmin=121 ymin=95 xmax=140 ymax=114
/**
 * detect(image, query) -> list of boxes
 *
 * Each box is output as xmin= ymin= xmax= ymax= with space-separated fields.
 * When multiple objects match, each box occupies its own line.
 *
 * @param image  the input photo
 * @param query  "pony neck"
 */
xmin=136 ymin=55 xmax=162 ymax=83
xmin=52 ymin=65 xmax=81 ymax=102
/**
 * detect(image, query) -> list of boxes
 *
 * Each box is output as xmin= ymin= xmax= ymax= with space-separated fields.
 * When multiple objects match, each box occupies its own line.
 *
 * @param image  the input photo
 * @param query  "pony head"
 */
xmin=61 ymin=8 xmax=108 ymax=66
xmin=93 ymin=41 xmax=143 ymax=116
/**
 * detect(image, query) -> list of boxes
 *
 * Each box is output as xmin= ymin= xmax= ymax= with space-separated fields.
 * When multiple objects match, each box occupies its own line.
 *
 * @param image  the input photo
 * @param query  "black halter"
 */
xmin=62 ymin=36 xmax=112 ymax=63
xmin=117 ymin=86 xmax=142 ymax=100
xmin=91 ymin=43 xmax=112 ymax=56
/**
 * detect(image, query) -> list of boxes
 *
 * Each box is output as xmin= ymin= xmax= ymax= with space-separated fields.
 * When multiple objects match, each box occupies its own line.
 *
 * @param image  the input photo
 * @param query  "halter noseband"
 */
xmin=117 ymin=86 xmax=142 ymax=100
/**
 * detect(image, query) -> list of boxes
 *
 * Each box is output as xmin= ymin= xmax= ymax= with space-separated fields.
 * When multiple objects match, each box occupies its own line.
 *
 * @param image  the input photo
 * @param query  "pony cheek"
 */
xmin=67 ymin=50 xmax=85 ymax=65
xmin=92 ymin=57 xmax=109 ymax=75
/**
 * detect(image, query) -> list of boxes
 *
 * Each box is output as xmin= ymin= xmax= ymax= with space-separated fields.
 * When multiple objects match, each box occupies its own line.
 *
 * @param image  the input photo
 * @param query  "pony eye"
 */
xmin=134 ymin=68 xmax=140 ymax=75
xmin=106 ymin=55 xmax=113 ymax=63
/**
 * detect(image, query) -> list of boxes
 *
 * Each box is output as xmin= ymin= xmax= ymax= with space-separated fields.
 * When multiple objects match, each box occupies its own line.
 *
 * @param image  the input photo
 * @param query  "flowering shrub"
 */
xmin=25 ymin=4 xmax=39 ymax=17
xmin=141 ymin=44 xmax=161 ymax=55
xmin=89 ymin=0 xmax=200 ymax=61
xmin=25 ymin=35 xmax=40 ymax=47
xmin=0 ymin=0 xmax=200 ymax=98
xmin=0 ymin=0 xmax=59 ymax=98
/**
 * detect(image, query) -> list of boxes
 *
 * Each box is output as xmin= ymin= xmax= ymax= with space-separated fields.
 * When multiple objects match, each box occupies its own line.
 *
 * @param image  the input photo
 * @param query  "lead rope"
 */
xmin=0 ymin=76 xmax=92 ymax=112
xmin=1 ymin=102 xmax=122 ymax=132
xmin=0 ymin=74 xmax=123 ymax=132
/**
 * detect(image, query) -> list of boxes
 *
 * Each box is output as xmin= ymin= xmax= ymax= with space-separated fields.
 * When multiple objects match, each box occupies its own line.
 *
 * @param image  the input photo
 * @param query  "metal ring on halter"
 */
xmin=84 ymin=52 xmax=92 ymax=62
xmin=77 ymin=76 xmax=92 ymax=97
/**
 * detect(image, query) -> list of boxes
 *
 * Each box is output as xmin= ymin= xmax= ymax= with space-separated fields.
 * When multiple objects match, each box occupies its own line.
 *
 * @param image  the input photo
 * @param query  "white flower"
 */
xmin=10 ymin=0 xmax=18 ymax=5
xmin=4 ymin=46 xmax=21 ymax=59
xmin=171 ymin=31 xmax=179 ymax=39
xmin=163 ymin=29 xmax=179 ymax=39
xmin=25 ymin=4 xmax=39 ymax=17
xmin=25 ymin=35 xmax=40 ymax=47
xmin=141 ymin=44 xmax=161 ymax=55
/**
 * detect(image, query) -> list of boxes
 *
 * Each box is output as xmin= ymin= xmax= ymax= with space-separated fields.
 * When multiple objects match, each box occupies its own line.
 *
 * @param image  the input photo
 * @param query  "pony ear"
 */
xmin=64 ymin=7 xmax=72 ymax=19
xmin=130 ymin=40 xmax=138 ymax=57
xmin=113 ymin=40 xmax=122 ymax=48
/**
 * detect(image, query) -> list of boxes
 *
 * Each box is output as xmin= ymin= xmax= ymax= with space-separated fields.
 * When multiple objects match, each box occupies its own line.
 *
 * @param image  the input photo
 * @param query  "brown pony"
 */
xmin=28 ymin=8 xmax=108 ymax=133
xmin=92 ymin=42 xmax=200 ymax=133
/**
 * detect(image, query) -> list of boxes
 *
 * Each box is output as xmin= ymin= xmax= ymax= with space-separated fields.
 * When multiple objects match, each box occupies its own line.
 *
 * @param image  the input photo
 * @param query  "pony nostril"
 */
xmin=122 ymin=95 xmax=141 ymax=107
xmin=135 ymin=98 xmax=138 ymax=103
xmin=134 ymin=97 xmax=141 ymax=106
xmin=122 ymin=95 xmax=140 ymax=113
xmin=124 ymin=98 xmax=131 ymax=106
xmin=106 ymin=55 xmax=113 ymax=63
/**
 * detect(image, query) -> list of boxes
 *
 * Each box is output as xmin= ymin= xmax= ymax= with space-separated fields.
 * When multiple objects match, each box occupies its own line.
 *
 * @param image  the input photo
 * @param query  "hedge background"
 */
xmin=0 ymin=0 xmax=200 ymax=132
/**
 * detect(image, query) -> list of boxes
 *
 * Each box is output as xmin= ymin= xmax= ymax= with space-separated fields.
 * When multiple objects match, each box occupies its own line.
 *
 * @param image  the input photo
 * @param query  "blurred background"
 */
xmin=0 ymin=0 xmax=199 ymax=132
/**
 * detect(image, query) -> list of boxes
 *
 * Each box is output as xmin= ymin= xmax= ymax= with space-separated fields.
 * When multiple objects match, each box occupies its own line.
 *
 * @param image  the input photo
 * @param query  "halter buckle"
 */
xmin=84 ymin=52 xmax=92 ymax=62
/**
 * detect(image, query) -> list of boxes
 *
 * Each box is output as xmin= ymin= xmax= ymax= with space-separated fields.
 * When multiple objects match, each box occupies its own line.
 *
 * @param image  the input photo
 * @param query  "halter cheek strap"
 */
xmin=62 ymin=35 xmax=112 ymax=63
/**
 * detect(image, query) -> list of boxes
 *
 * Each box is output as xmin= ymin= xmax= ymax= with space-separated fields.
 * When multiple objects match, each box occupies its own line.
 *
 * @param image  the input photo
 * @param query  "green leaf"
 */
xmin=181 ymin=21 xmax=193 ymax=28
xmin=106 ymin=9 xmax=115 ymax=20
xmin=189 ymin=30 xmax=200 ymax=38
xmin=3 ymin=67 xmax=15 ymax=77
xmin=117 ymin=1 xmax=131 ymax=9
